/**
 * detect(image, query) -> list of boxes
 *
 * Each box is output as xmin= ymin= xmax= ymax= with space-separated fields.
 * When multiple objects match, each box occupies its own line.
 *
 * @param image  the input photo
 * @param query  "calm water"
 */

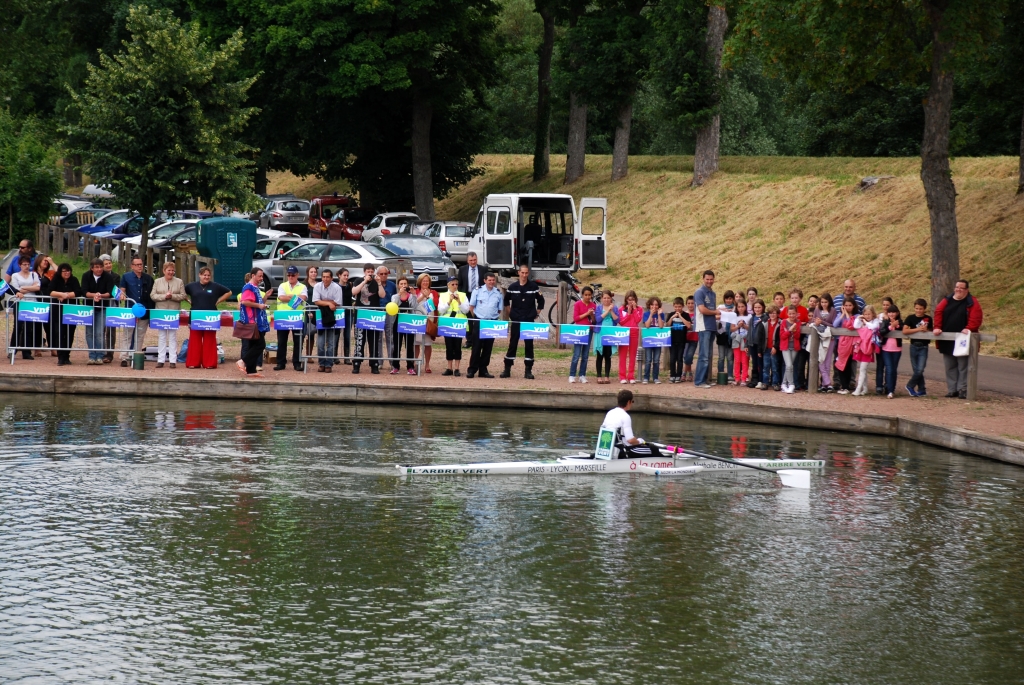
xmin=1 ymin=395 xmax=1023 ymax=684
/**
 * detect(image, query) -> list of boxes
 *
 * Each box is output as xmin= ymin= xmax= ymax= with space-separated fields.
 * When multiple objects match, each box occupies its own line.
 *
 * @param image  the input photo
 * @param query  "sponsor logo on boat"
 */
xmin=629 ymin=460 xmax=675 ymax=470
xmin=409 ymin=467 xmax=491 ymax=474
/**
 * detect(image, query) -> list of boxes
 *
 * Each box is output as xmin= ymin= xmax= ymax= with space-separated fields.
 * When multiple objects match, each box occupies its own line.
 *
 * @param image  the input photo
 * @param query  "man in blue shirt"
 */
xmin=467 ymin=272 xmax=502 ymax=378
xmin=5 ymin=240 xmax=37 ymax=278
xmin=117 ymin=257 xmax=156 ymax=366
xmin=693 ymin=269 xmax=719 ymax=388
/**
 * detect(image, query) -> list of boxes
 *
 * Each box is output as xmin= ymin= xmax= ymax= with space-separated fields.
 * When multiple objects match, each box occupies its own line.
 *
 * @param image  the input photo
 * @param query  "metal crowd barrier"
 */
xmin=284 ymin=304 xmax=426 ymax=374
xmin=3 ymin=295 xmax=140 ymax=364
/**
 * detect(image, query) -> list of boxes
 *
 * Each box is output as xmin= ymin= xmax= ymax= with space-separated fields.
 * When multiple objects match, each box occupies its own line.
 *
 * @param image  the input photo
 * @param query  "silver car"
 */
xmin=361 ymin=212 xmax=420 ymax=242
xmin=259 ymin=198 xmax=310 ymax=232
xmin=422 ymin=221 xmax=474 ymax=264
xmin=273 ymin=240 xmax=415 ymax=286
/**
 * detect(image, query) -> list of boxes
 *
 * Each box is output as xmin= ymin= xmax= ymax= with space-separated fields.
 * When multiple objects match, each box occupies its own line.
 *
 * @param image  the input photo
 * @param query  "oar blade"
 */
xmin=777 ymin=469 xmax=811 ymax=489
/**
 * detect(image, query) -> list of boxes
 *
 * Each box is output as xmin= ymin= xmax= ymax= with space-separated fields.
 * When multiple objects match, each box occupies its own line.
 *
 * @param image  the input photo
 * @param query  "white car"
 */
xmin=361 ymin=212 xmax=419 ymax=242
xmin=112 ymin=219 xmax=200 ymax=261
xmin=422 ymin=221 xmax=474 ymax=263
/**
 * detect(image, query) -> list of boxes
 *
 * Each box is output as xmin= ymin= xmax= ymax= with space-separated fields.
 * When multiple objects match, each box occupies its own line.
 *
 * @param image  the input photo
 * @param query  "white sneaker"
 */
xmin=579 ymin=376 xmax=588 ymax=384
xmin=887 ymin=392 xmax=893 ymax=399
xmin=568 ymin=376 xmax=575 ymax=383
xmin=783 ymin=384 xmax=795 ymax=394
xmin=654 ymin=379 xmax=661 ymax=384
xmin=838 ymin=389 xmax=849 ymax=395
xmin=629 ymin=380 xmax=636 ymax=384
xmin=755 ymin=382 xmax=764 ymax=389
xmin=620 ymin=380 xmax=627 ymax=384
xmin=641 ymin=379 xmax=648 ymax=384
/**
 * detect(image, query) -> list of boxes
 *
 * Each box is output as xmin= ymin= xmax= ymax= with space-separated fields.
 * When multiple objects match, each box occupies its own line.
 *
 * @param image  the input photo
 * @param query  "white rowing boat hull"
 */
xmin=397 ymin=456 xmax=824 ymax=476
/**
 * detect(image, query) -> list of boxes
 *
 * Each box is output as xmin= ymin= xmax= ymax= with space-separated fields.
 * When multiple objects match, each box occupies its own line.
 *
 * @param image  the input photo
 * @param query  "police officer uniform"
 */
xmin=502 ymin=278 xmax=545 ymax=379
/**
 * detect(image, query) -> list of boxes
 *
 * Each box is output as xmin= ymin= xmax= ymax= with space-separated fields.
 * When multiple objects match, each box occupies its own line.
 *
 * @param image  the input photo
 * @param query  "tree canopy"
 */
xmin=0 ymin=111 xmax=64 ymax=248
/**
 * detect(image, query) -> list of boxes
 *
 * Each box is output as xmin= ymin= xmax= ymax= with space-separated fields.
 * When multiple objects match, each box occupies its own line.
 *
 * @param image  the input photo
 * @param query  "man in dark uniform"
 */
xmin=501 ymin=265 xmax=545 ymax=379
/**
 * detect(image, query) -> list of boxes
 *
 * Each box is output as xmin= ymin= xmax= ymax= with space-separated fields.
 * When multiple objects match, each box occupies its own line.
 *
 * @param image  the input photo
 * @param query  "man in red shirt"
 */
xmin=933 ymin=280 xmax=983 ymax=399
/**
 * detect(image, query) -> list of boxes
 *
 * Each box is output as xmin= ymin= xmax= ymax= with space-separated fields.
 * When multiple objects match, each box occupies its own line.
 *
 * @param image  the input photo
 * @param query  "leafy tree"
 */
xmin=66 ymin=5 xmax=258 ymax=258
xmin=734 ymin=0 xmax=1008 ymax=307
xmin=0 ymin=111 xmax=64 ymax=249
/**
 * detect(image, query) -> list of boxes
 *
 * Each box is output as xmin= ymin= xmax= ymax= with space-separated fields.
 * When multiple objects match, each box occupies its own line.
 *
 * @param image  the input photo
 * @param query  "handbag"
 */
xmin=426 ymin=313 xmax=439 ymax=339
xmin=232 ymin=321 xmax=258 ymax=339
xmin=953 ymin=331 xmax=971 ymax=357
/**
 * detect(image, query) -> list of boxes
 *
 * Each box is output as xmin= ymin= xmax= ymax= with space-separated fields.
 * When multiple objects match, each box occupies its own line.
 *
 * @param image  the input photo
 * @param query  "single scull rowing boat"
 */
xmin=397 ymin=454 xmax=824 ymax=477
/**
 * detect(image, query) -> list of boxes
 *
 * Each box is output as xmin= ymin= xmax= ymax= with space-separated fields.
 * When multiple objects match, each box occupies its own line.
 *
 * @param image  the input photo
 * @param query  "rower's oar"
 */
xmin=652 ymin=443 xmax=811 ymax=489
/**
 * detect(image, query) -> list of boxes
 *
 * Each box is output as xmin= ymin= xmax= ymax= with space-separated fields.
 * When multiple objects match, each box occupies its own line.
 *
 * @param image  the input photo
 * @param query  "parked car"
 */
xmin=422 ymin=221 xmax=474 ymax=264
xmin=56 ymin=205 xmax=113 ymax=228
xmin=53 ymin=197 xmax=94 ymax=218
xmin=113 ymin=219 xmax=201 ymax=261
xmin=311 ymin=206 xmax=377 ymax=241
xmin=257 ymin=239 xmax=414 ymax=287
xmin=252 ymin=235 xmax=311 ymax=288
xmin=365 ymin=235 xmax=457 ymax=289
xmin=307 ymin=195 xmax=356 ymax=239
xmin=395 ymin=219 xmax=435 ymax=236
xmin=77 ymin=209 xmax=133 ymax=235
xmin=361 ymin=212 xmax=420 ymax=242
xmin=259 ymin=198 xmax=310 ymax=232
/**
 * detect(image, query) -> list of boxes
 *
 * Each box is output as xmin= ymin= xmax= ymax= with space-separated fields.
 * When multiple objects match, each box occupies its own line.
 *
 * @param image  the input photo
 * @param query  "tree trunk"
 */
xmin=564 ymin=92 xmax=587 ymax=184
xmin=920 ymin=5 xmax=959 ymax=309
xmin=692 ymin=3 xmax=728 ymax=187
xmin=254 ymin=164 xmax=268 ymax=196
xmin=533 ymin=4 xmax=555 ymax=182
xmin=411 ymin=86 xmax=435 ymax=220
xmin=62 ymin=157 xmax=75 ymax=187
xmin=1017 ymin=103 xmax=1024 ymax=195
xmin=611 ymin=101 xmax=633 ymax=181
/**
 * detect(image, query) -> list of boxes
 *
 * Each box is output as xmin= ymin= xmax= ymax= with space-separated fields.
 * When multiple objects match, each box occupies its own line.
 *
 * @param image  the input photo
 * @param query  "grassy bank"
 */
xmin=428 ymin=154 xmax=1023 ymax=358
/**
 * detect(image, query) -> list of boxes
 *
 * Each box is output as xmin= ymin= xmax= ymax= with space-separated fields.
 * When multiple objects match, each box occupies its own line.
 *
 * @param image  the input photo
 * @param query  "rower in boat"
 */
xmin=598 ymin=390 xmax=665 ymax=460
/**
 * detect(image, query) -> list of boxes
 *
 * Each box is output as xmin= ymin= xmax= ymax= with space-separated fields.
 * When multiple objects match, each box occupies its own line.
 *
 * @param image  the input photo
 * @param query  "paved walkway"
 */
xmin=896 ymin=352 xmax=1023 ymax=398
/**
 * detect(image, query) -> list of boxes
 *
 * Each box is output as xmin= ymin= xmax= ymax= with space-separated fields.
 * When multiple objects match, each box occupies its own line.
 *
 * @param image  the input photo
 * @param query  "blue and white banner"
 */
xmin=105 ymin=307 xmax=136 ymax=328
xmin=397 ymin=313 xmax=427 ymax=335
xmin=437 ymin=316 xmax=467 ymax=338
xmin=518 ymin=322 xmax=549 ymax=340
xmin=17 ymin=301 xmax=50 ymax=323
xmin=641 ymin=328 xmax=672 ymax=348
xmin=0 ymin=279 xmax=9 ymax=297
xmin=356 ymin=309 xmax=385 ymax=331
xmin=149 ymin=310 xmax=181 ymax=331
xmin=558 ymin=324 xmax=590 ymax=345
xmin=62 ymin=304 xmax=93 ymax=326
xmin=274 ymin=310 xmax=305 ymax=331
xmin=599 ymin=326 xmax=631 ymax=347
xmin=110 ymin=285 xmax=122 ymax=301
xmin=315 ymin=309 xmax=346 ymax=330
xmin=190 ymin=310 xmax=222 ymax=331
xmin=479 ymin=320 xmax=509 ymax=340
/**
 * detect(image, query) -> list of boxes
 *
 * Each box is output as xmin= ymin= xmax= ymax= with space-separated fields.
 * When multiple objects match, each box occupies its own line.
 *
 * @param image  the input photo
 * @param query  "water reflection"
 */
xmin=0 ymin=394 xmax=1022 ymax=684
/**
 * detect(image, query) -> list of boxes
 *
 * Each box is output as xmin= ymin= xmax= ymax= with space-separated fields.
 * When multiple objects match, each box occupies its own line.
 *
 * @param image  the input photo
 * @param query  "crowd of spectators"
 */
xmin=3 ymin=242 xmax=986 ymax=397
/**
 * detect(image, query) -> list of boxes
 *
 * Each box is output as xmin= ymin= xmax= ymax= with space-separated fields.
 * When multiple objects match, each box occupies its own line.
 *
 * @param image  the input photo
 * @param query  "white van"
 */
xmin=469 ymin=193 xmax=607 ymax=277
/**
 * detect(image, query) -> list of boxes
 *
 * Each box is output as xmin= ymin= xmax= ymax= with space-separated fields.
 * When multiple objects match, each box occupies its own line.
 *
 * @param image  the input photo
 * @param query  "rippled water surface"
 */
xmin=1 ymin=395 xmax=1023 ymax=684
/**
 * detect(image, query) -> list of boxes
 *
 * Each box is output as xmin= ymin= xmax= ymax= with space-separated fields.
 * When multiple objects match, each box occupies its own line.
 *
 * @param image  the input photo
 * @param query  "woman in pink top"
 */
xmin=618 ymin=290 xmax=642 ymax=383
xmin=878 ymin=304 xmax=903 ymax=398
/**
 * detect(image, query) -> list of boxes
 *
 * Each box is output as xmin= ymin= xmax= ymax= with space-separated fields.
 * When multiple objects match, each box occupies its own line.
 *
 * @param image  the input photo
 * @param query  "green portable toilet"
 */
xmin=196 ymin=217 xmax=257 ymax=293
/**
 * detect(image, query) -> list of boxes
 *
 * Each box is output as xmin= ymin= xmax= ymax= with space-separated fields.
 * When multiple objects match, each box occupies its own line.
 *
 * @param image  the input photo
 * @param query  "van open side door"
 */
xmin=576 ymin=197 xmax=607 ymax=269
xmin=482 ymin=196 xmax=515 ymax=269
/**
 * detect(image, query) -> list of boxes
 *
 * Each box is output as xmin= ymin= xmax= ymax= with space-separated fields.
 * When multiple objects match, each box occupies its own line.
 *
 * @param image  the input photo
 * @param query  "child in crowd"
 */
xmin=748 ymin=300 xmax=767 ymax=388
xmin=731 ymin=299 xmax=751 ymax=385
xmin=716 ymin=290 xmax=736 ymax=383
xmin=779 ymin=305 xmax=800 ymax=393
xmin=666 ymin=297 xmax=688 ymax=383
xmin=618 ymin=290 xmax=642 ymax=384
xmin=771 ymin=292 xmax=786 ymax=379
xmin=878 ymin=304 xmax=903 ymax=398
xmin=876 ymin=297 xmax=895 ymax=394
xmin=789 ymin=289 xmax=810 ymax=390
xmin=642 ymin=296 xmax=666 ymax=384
xmin=902 ymin=298 xmax=933 ymax=397
xmin=390 ymin=277 xmax=416 ymax=374
xmin=833 ymin=296 xmax=858 ymax=393
xmin=684 ymin=296 xmax=699 ymax=381
xmin=593 ymin=290 xmax=619 ymax=384
xmin=761 ymin=305 xmax=783 ymax=390
xmin=746 ymin=288 xmax=758 ymax=309
xmin=852 ymin=304 xmax=880 ymax=395
xmin=568 ymin=286 xmax=596 ymax=383
xmin=811 ymin=293 xmax=835 ymax=393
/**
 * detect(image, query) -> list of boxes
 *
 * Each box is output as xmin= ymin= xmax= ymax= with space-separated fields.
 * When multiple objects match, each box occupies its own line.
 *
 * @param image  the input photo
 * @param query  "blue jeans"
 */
xmin=643 ymin=347 xmax=661 ymax=381
xmin=881 ymin=349 xmax=901 ymax=395
xmin=908 ymin=345 xmax=928 ymax=394
xmin=694 ymin=331 xmax=715 ymax=385
xmin=318 ymin=328 xmax=338 ymax=367
xmin=85 ymin=309 xmax=106 ymax=361
xmin=717 ymin=343 xmax=734 ymax=378
xmin=762 ymin=350 xmax=781 ymax=386
xmin=683 ymin=341 xmax=697 ymax=365
xmin=569 ymin=343 xmax=590 ymax=377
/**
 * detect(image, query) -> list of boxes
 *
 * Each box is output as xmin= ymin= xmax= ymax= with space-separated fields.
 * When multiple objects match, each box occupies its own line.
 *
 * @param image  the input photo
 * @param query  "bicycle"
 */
xmin=544 ymin=272 xmax=602 ymax=324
